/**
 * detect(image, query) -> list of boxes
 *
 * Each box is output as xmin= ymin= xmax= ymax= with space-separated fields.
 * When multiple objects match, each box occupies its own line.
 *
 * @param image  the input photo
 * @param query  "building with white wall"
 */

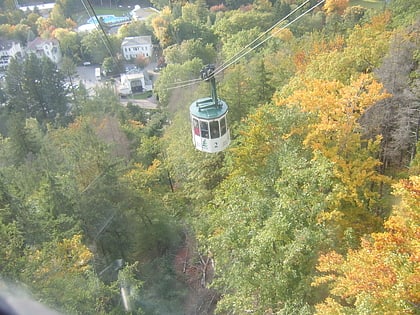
xmin=26 ymin=37 xmax=62 ymax=64
xmin=0 ymin=39 xmax=23 ymax=69
xmin=121 ymin=36 xmax=153 ymax=61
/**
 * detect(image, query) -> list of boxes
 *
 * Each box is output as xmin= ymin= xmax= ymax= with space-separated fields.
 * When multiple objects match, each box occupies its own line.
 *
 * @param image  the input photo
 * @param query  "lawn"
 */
xmin=132 ymin=90 xmax=153 ymax=99
xmin=349 ymin=0 xmax=386 ymax=10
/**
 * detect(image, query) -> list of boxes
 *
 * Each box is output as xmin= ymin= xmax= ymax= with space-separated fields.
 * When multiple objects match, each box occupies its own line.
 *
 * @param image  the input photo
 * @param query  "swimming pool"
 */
xmin=87 ymin=15 xmax=130 ymax=25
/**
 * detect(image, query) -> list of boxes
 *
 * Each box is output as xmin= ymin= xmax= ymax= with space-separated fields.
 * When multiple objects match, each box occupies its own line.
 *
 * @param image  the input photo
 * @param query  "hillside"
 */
xmin=0 ymin=0 xmax=419 ymax=314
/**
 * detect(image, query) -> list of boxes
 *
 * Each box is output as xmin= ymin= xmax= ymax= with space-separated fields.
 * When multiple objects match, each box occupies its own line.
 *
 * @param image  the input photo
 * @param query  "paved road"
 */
xmin=75 ymin=65 xmax=100 ymax=92
xmin=119 ymin=98 xmax=158 ymax=109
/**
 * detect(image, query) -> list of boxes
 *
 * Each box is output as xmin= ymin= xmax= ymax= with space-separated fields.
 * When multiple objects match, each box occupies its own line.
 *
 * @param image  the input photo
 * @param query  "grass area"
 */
xmin=132 ymin=91 xmax=153 ymax=99
xmin=93 ymin=7 xmax=131 ymax=15
xmin=349 ymin=0 xmax=386 ymax=10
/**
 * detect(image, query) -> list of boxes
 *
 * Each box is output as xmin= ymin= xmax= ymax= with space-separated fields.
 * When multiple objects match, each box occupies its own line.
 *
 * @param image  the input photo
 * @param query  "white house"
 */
xmin=26 ymin=37 xmax=62 ymax=64
xmin=18 ymin=3 xmax=55 ymax=16
xmin=121 ymin=36 xmax=153 ymax=61
xmin=129 ymin=5 xmax=159 ymax=21
xmin=119 ymin=70 xmax=153 ymax=95
xmin=0 ymin=39 xmax=23 ymax=69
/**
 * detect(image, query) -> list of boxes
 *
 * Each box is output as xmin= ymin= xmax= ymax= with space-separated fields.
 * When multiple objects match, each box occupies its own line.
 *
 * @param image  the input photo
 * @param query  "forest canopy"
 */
xmin=0 ymin=0 xmax=419 ymax=314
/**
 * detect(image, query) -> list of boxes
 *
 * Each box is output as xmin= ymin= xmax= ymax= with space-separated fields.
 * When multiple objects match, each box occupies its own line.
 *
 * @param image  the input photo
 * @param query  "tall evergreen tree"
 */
xmin=5 ymin=54 xmax=69 ymax=127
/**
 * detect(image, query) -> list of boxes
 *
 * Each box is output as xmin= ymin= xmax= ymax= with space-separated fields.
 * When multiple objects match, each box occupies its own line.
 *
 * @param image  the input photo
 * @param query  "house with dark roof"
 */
xmin=26 ymin=37 xmax=62 ymax=64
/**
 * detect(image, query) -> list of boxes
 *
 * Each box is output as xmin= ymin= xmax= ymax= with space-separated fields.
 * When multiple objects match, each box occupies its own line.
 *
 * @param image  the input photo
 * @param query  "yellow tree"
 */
xmin=276 ymin=74 xmax=391 ymax=241
xmin=20 ymin=234 xmax=119 ymax=314
xmin=289 ymin=12 xmax=392 ymax=84
xmin=151 ymin=7 xmax=174 ymax=48
xmin=324 ymin=0 xmax=349 ymax=16
xmin=313 ymin=176 xmax=420 ymax=314
xmin=28 ymin=234 xmax=93 ymax=276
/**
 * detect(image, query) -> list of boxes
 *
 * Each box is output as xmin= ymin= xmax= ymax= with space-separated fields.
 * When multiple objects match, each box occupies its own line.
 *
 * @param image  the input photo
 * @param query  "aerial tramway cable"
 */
xmin=80 ymin=0 xmax=119 ymax=65
xmin=213 ymin=0 xmax=313 ymax=76
xmin=163 ymin=0 xmax=326 ymax=91
xmin=213 ymin=0 xmax=326 ymax=77
xmin=186 ymin=0 xmax=326 ymax=152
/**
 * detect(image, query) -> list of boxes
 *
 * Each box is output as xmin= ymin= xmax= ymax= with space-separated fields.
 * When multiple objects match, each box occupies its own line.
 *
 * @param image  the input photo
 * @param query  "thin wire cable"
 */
xmin=161 ymin=0 xmax=325 ymax=91
xmin=213 ymin=0 xmax=325 ymax=77
xmin=214 ymin=0 xmax=311 ymax=74
xmin=80 ymin=0 xmax=119 ymax=65
xmin=165 ymin=80 xmax=200 ymax=91
xmin=80 ymin=0 xmax=113 ymax=58
xmin=165 ymin=77 xmax=202 ymax=87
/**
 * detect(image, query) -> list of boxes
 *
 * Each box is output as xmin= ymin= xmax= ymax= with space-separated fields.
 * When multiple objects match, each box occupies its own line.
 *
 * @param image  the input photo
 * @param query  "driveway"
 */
xmin=75 ymin=65 xmax=101 ymax=92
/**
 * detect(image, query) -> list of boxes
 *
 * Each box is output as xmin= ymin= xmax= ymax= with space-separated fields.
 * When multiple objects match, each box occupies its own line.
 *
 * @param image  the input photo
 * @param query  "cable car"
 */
xmin=190 ymin=65 xmax=230 ymax=153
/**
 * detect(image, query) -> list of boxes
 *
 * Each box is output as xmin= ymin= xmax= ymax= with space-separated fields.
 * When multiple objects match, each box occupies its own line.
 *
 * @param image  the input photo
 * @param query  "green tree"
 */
xmin=80 ymin=30 xmax=121 ymax=65
xmin=4 ymin=57 xmax=25 ymax=115
xmin=5 ymin=54 xmax=69 ymax=127
xmin=389 ymin=0 xmax=420 ymax=27
xmin=153 ymin=58 xmax=203 ymax=108
xmin=21 ymin=12 xmax=42 ymax=37
xmin=0 ymin=174 xmax=25 ymax=278
xmin=20 ymin=234 xmax=123 ymax=314
xmin=53 ymin=28 xmax=80 ymax=60
xmin=181 ymin=0 xmax=208 ymax=24
xmin=218 ymin=63 xmax=259 ymax=124
xmin=277 ymin=74 xmax=390 ymax=244
xmin=212 ymin=8 xmax=275 ymax=43
xmin=302 ymin=13 xmax=392 ymax=83
xmin=252 ymin=59 xmax=275 ymax=105
xmin=102 ymin=56 xmax=124 ymax=76
xmin=220 ymin=27 xmax=261 ymax=60
xmin=6 ymin=116 xmax=43 ymax=165
xmin=56 ymin=0 xmax=81 ymax=18
xmin=196 ymin=104 xmax=335 ymax=313
xmin=50 ymin=2 xmax=67 ymax=28
xmin=164 ymin=38 xmax=216 ymax=64
xmin=151 ymin=7 xmax=175 ymax=48
xmin=117 ymin=20 xmax=154 ymax=40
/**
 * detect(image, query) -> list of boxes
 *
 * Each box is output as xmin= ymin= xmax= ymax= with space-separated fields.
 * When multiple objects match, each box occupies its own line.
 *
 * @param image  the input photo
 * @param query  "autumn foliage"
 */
xmin=313 ymin=176 xmax=420 ymax=314
xmin=324 ymin=0 xmax=349 ymax=15
xmin=276 ymin=74 xmax=391 ymax=238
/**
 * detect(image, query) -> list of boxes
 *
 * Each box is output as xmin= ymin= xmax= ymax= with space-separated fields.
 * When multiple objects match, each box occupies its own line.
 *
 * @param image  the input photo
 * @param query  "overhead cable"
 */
xmin=80 ymin=0 xmax=119 ymax=65
xmin=213 ymin=0 xmax=326 ymax=77
xmin=163 ymin=0 xmax=325 ymax=91
xmin=214 ymin=0 xmax=312 ymax=75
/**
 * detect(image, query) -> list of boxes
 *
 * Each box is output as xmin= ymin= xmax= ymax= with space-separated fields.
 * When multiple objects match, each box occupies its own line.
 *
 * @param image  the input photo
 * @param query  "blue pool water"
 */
xmin=87 ymin=15 xmax=130 ymax=25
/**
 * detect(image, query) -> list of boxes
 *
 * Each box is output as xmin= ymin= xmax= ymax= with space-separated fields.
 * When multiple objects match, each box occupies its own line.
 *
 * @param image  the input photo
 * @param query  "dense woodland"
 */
xmin=0 ymin=0 xmax=419 ymax=314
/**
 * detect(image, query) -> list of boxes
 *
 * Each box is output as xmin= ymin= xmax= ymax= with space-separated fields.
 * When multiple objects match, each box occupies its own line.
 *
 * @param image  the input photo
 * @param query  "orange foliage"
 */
xmin=311 ymin=35 xmax=345 ymax=56
xmin=272 ymin=27 xmax=294 ymax=42
xmin=293 ymin=50 xmax=309 ymax=72
xmin=313 ymin=176 xmax=420 ymax=314
xmin=276 ymin=74 xmax=391 ymax=238
xmin=277 ymin=74 xmax=390 ymax=201
xmin=324 ymin=0 xmax=349 ymax=15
